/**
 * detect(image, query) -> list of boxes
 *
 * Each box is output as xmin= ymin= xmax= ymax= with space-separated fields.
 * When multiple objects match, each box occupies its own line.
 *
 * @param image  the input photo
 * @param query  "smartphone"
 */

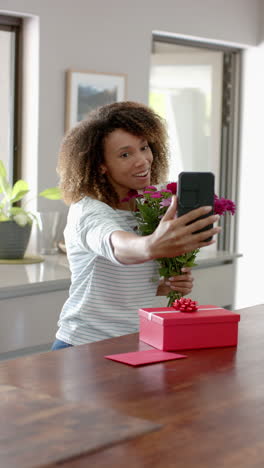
xmin=177 ymin=171 xmax=215 ymax=241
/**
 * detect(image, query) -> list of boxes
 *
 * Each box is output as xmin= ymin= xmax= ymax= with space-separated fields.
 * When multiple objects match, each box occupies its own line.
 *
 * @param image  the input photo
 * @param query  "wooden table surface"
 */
xmin=0 ymin=304 xmax=263 ymax=468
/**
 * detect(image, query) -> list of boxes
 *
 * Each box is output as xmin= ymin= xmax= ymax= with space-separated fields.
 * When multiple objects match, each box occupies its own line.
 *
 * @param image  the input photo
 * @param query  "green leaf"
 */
xmin=13 ymin=213 xmax=31 ymax=226
xmin=0 ymin=160 xmax=7 ymax=179
xmin=0 ymin=197 xmax=7 ymax=208
xmin=10 ymin=180 xmax=29 ymax=203
xmin=10 ymin=207 xmax=34 ymax=226
xmin=39 ymin=187 xmax=62 ymax=200
xmin=172 ymin=256 xmax=186 ymax=264
xmin=0 ymin=175 xmax=12 ymax=199
xmin=0 ymin=160 xmax=11 ymax=197
xmin=158 ymin=267 xmax=170 ymax=277
xmin=185 ymin=260 xmax=198 ymax=267
xmin=10 ymin=206 xmax=26 ymax=215
xmin=0 ymin=213 xmax=9 ymax=221
xmin=29 ymin=212 xmax=40 ymax=228
xmin=12 ymin=190 xmax=29 ymax=203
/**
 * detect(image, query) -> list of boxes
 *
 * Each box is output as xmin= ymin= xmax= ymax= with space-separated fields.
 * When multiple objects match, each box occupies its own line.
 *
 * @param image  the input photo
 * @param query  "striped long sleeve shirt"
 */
xmin=56 ymin=197 xmax=159 ymax=345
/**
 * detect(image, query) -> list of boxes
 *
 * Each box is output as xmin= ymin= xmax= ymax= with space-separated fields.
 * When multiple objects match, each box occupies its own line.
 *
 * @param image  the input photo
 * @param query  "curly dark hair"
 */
xmin=57 ymin=101 xmax=169 ymax=207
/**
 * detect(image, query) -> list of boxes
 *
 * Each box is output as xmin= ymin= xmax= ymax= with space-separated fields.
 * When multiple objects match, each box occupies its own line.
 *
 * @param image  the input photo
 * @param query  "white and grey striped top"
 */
xmin=56 ymin=197 xmax=159 ymax=345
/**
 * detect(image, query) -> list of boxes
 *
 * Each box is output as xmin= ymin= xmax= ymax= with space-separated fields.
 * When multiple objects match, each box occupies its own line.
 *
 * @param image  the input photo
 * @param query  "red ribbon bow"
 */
xmin=172 ymin=297 xmax=198 ymax=313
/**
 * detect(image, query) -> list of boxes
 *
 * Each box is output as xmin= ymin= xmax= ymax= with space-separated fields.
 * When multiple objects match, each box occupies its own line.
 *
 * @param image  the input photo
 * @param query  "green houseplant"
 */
xmin=0 ymin=160 xmax=61 ymax=259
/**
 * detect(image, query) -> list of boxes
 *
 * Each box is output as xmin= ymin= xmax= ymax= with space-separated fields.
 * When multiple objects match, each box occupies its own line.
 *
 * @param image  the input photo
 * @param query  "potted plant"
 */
xmin=0 ymin=160 xmax=61 ymax=259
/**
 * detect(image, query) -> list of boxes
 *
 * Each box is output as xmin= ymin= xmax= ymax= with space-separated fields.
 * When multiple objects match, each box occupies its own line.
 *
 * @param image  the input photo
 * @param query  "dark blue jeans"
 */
xmin=51 ymin=339 xmax=73 ymax=350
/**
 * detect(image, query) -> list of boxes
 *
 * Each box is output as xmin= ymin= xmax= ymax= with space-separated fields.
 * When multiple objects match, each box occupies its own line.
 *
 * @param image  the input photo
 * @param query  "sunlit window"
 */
xmin=149 ymin=41 xmax=223 ymax=192
xmin=149 ymin=36 xmax=241 ymax=253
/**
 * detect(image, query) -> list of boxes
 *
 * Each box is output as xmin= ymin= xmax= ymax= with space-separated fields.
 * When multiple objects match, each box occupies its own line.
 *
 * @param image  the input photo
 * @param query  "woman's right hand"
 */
xmin=147 ymin=196 xmax=221 ymax=259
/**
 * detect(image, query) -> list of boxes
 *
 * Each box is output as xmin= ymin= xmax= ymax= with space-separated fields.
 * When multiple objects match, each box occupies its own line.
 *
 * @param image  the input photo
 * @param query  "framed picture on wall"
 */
xmin=65 ymin=70 xmax=127 ymax=130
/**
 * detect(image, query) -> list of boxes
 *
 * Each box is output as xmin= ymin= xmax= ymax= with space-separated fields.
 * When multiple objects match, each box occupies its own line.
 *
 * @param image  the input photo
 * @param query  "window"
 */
xmin=0 ymin=15 xmax=21 ymax=184
xmin=149 ymin=34 xmax=241 ymax=252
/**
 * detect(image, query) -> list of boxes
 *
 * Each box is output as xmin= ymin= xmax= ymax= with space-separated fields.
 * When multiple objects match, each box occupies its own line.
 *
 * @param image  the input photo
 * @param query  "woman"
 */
xmin=52 ymin=101 xmax=220 ymax=350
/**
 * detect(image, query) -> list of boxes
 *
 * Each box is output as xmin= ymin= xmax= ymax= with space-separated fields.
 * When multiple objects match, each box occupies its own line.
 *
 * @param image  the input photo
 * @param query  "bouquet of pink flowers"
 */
xmin=122 ymin=182 xmax=236 ymax=306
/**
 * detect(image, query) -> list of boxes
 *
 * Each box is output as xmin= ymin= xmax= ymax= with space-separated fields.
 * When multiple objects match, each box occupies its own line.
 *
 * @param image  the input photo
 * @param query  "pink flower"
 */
xmin=120 ymin=189 xmax=140 ymax=203
xmin=150 ymin=192 xmax=162 ymax=198
xmin=225 ymin=199 xmax=236 ymax=215
xmin=161 ymin=189 xmax=172 ymax=194
xmin=160 ymin=198 xmax=172 ymax=207
xmin=144 ymin=185 xmax=157 ymax=191
xmin=166 ymin=182 xmax=177 ymax=194
xmin=214 ymin=195 xmax=236 ymax=215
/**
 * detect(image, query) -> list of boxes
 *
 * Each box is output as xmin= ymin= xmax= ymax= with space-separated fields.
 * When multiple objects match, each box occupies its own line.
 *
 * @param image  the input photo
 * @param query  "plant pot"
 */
xmin=0 ymin=221 xmax=32 ymax=259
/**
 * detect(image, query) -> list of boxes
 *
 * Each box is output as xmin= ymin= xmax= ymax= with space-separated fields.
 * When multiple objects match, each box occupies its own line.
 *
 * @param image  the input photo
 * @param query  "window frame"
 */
xmin=152 ymin=33 xmax=242 ymax=252
xmin=0 ymin=14 xmax=22 ymax=184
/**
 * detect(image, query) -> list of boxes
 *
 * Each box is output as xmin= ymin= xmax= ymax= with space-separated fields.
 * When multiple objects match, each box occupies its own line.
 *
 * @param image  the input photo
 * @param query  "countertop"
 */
xmin=0 ymin=250 xmax=241 ymax=300
xmin=0 ymin=254 xmax=70 ymax=300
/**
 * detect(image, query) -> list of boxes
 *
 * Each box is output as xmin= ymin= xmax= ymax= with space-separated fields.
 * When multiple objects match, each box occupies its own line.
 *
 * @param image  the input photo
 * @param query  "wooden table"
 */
xmin=0 ymin=304 xmax=263 ymax=467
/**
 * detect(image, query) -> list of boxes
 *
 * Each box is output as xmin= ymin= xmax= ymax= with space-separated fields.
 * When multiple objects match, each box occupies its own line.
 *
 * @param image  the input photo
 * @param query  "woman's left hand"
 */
xmin=156 ymin=267 xmax=194 ymax=296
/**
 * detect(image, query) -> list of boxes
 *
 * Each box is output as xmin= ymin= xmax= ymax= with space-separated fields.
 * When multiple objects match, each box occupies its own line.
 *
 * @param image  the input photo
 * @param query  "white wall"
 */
xmin=235 ymin=1 xmax=264 ymax=308
xmin=0 ymin=0 xmax=259 ymax=200
xmin=0 ymin=0 xmax=262 ymax=308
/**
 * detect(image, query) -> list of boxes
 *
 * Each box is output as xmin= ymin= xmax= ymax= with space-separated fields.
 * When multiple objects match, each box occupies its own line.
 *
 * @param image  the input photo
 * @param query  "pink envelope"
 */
xmin=104 ymin=349 xmax=187 ymax=366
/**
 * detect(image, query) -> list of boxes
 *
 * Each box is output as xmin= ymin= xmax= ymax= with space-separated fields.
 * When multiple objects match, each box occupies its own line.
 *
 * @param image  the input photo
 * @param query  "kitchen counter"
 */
xmin=194 ymin=249 xmax=241 ymax=267
xmin=0 ymin=249 xmax=241 ymax=358
xmin=0 ymin=250 xmax=241 ymax=300
xmin=0 ymin=253 xmax=70 ymax=300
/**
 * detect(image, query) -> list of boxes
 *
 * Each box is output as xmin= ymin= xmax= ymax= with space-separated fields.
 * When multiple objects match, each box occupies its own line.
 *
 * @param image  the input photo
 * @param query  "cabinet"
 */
xmin=0 ymin=255 xmax=70 ymax=359
xmin=0 ymin=252 xmax=240 ymax=360
xmin=153 ymin=262 xmax=235 ymax=309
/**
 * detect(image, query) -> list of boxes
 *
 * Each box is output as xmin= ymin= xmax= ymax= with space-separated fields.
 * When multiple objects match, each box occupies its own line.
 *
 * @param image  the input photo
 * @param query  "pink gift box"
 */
xmin=138 ymin=305 xmax=240 ymax=351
